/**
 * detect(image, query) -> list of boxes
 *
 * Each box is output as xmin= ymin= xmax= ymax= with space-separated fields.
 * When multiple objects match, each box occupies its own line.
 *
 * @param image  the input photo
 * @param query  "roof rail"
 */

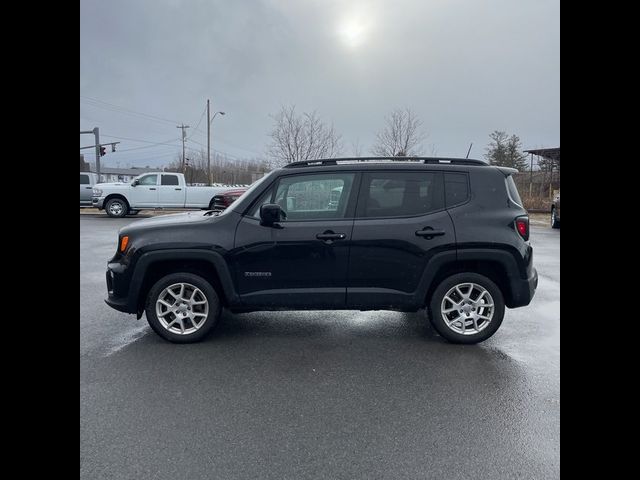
xmin=283 ymin=157 xmax=488 ymax=168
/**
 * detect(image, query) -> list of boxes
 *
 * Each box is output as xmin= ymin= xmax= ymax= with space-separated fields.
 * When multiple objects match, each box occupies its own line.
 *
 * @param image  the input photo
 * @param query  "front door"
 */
xmin=129 ymin=174 xmax=159 ymax=207
xmin=232 ymin=171 xmax=357 ymax=308
xmin=346 ymin=170 xmax=456 ymax=309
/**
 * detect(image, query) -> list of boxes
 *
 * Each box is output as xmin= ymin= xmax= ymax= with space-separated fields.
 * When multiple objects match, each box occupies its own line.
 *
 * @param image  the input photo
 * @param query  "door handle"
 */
xmin=149 ymin=188 xmax=156 ymax=190
xmin=415 ymin=228 xmax=446 ymax=239
xmin=175 ymin=188 xmax=182 ymax=190
xmin=316 ymin=231 xmax=346 ymax=243
xmin=85 ymin=187 xmax=92 ymax=189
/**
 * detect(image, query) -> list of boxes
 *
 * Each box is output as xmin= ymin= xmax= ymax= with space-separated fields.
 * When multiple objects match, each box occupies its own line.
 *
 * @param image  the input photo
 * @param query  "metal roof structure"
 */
xmin=523 ymin=148 xmax=560 ymax=162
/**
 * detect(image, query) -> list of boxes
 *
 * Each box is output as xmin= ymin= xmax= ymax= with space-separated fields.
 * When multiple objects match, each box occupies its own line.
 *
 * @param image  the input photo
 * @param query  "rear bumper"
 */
xmin=508 ymin=267 xmax=538 ymax=308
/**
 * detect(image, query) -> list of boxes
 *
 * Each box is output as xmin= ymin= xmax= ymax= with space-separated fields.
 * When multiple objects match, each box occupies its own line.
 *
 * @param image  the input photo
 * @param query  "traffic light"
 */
xmin=100 ymin=146 xmax=106 ymax=156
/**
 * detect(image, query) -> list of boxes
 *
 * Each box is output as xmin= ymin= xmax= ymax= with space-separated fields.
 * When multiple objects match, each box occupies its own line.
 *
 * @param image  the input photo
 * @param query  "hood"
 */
xmin=95 ymin=182 xmax=129 ymax=188
xmin=219 ymin=189 xmax=248 ymax=196
xmin=119 ymin=210 xmax=219 ymax=235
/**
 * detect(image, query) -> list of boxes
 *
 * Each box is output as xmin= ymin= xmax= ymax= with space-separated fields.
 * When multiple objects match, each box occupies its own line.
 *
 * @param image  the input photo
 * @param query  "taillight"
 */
xmin=515 ymin=216 xmax=529 ymax=241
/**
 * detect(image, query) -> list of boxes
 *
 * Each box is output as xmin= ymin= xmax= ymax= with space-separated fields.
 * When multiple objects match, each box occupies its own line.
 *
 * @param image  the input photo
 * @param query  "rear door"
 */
xmin=232 ymin=171 xmax=358 ymax=308
xmin=158 ymin=173 xmax=185 ymax=207
xmin=80 ymin=174 xmax=92 ymax=204
xmin=346 ymin=170 xmax=456 ymax=309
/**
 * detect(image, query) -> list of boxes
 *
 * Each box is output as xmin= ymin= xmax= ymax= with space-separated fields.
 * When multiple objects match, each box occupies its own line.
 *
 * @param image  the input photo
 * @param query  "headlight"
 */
xmin=93 ymin=188 xmax=103 ymax=196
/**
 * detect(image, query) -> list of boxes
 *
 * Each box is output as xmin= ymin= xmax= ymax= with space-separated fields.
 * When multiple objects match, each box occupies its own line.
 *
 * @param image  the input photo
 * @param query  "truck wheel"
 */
xmin=145 ymin=273 xmax=221 ymax=343
xmin=105 ymin=198 xmax=129 ymax=218
xmin=551 ymin=207 xmax=560 ymax=228
xmin=428 ymin=273 xmax=505 ymax=344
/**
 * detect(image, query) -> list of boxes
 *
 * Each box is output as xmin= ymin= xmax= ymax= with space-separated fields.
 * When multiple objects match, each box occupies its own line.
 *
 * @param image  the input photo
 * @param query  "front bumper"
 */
xmin=105 ymin=263 xmax=137 ymax=315
xmin=92 ymin=196 xmax=105 ymax=209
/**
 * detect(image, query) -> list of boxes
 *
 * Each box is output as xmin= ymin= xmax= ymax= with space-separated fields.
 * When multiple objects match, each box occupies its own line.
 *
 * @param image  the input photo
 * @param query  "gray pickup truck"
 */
xmin=80 ymin=172 xmax=100 ymax=207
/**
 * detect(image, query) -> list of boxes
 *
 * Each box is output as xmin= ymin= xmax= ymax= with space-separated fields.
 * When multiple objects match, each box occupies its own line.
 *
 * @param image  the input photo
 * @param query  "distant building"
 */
xmin=80 ymin=154 xmax=90 ymax=172
xmin=98 ymin=167 xmax=159 ymax=183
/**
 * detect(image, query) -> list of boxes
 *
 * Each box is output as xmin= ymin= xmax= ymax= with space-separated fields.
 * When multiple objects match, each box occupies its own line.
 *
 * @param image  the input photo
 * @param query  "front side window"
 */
xmin=249 ymin=173 xmax=355 ymax=220
xmin=138 ymin=174 xmax=158 ymax=186
xmin=358 ymin=171 xmax=444 ymax=218
xmin=80 ymin=174 xmax=90 ymax=185
xmin=161 ymin=174 xmax=179 ymax=186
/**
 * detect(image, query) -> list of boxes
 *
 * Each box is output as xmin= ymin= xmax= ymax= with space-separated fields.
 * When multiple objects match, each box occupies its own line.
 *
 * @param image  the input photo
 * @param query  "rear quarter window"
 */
xmin=505 ymin=175 xmax=523 ymax=207
xmin=444 ymin=173 xmax=469 ymax=207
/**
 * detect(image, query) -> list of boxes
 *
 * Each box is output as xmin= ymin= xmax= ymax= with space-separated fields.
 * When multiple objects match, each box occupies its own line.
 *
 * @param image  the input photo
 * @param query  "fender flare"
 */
xmin=128 ymin=249 xmax=239 ymax=315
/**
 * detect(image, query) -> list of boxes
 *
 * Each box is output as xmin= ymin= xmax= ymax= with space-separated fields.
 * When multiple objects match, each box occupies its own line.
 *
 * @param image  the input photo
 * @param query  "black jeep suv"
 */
xmin=105 ymin=157 xmax=537 ymax=344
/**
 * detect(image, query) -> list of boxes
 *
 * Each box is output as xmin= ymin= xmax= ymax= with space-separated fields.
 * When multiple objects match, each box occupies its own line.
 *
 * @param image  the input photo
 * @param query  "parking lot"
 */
xmin=80 ymin=214 xmax=559 ymax=479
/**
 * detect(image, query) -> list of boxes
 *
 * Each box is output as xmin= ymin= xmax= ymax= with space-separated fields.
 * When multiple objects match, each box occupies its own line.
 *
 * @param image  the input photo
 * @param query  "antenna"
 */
xmin=465 ymin=142 xmax=473 ymax=159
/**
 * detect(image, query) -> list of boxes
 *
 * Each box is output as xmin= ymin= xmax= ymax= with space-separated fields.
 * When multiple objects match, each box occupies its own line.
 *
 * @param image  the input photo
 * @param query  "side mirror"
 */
xmin=131 ymin=179 xmax=139 ymax=186
xmin=260 ymin=204 xmax=285 ymax=227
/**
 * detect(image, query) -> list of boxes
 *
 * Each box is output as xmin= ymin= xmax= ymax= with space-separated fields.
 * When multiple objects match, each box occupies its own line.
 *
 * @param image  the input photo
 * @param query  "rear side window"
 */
xmin=80 ymin=174 xmax=90 ymax=185
xmin=161 ymin=175 xmax=179 ymax=186
xmin=444 ymin=173 xmax=469 ymax=207
xmin=357 ymin=171 xmax=444 ymax=218
xmin=505 ymin=175 xmax=523 ymax=207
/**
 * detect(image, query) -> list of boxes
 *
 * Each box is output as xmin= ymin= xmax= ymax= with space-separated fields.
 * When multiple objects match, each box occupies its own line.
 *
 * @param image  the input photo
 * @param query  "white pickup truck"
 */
xmin=92 ymin=172 xmax=233 ymax=217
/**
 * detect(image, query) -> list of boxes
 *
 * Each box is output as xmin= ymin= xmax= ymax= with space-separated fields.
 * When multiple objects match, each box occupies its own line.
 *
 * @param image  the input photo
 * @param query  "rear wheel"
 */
xmin=428 ymin=273 xmax=505 ymax=344
xmin=145 ymin=273 xmax=221 ymax=343
xmin=105 ymin=198 xmax=129 ymax=218
xmin=551 ymin=207 xmax=560 ymax=228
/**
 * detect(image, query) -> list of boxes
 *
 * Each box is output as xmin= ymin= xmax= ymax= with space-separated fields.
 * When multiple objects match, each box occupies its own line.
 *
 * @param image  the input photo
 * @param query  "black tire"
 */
xmin=145 ymin=273 xmax=221 ymax=343
xmin=551 ymin=207 xmax=560 ymax=229
xmin=428 ymin=272 xmax=505 ymax=344
xmin=105 ymin=197 xmax=129 ymax=218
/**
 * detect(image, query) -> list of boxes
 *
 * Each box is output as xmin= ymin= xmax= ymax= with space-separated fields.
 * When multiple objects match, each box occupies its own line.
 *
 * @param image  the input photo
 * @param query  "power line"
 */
xmin=187 ymin=105 xmax=207 ymax=140
xmin=101 ymin=134 xmax=181 ymax=146
xmin=117 ymin=141 xmax=181 ymax=153
xmin=80 ymin=95 xmax=181 ymax=125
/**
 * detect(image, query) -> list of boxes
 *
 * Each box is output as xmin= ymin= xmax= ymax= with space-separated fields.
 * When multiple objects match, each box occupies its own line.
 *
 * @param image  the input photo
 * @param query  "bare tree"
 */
xmin=267 ymin=105 xmax=342 ymax=167
xmin=371 ymin=108 xmax=426 ymax=156
xmin=351 ymin=138 xmax=363 ymax=157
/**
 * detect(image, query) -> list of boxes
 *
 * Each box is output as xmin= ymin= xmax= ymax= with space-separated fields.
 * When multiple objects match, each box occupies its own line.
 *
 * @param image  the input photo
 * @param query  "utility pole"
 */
xmin=207 ymin=100 xmax=226 ymax=186
xmin=80 ymin=127 xmax=101 ymax=180
xmin=207 ymin=99 xmax=211 ymax=186
xmin=176 ymin=124 xmax=190 ymax=172
xmin=529 ymin=152 xmax=534 ymax=197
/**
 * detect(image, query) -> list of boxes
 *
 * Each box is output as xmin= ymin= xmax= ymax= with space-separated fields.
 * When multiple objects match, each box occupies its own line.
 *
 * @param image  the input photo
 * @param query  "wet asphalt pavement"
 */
xmin=80 ymin=214 xmax=559 ymax=480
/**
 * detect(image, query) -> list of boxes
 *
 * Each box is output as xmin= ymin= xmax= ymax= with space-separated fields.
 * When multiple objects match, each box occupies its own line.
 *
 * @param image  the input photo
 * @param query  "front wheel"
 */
xmin=105 ymin=198 xmax=129 ymax=218
xmin=428 ymin=273 xmax=505 ymax=344
xmin=145 ymin=273 xmax=221 ymax=343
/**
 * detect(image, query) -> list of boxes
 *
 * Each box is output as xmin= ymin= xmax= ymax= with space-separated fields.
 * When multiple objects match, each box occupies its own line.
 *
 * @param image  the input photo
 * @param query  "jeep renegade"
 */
xmin=104 ymin=157 xmax=538 ymax=344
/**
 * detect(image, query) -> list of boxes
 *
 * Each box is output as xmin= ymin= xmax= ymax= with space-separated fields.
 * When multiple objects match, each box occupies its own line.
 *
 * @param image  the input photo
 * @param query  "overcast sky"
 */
xmin=80 ymin=0 xmax=559 ymax=168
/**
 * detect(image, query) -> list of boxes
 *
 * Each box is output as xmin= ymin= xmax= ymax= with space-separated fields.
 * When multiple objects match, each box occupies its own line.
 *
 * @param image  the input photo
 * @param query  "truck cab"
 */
xmin=80 ymin=172 xmax=100 ymax=207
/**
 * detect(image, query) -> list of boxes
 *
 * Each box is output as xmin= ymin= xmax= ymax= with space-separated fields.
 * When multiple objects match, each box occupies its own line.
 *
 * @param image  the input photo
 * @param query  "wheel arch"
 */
xmin=104 ymin=194 xmax=130 ymax=209
xmin=130 ymin=249 xmax=239 ymax=318
xmin=422 ymin=248 xmax=524 ymax=309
